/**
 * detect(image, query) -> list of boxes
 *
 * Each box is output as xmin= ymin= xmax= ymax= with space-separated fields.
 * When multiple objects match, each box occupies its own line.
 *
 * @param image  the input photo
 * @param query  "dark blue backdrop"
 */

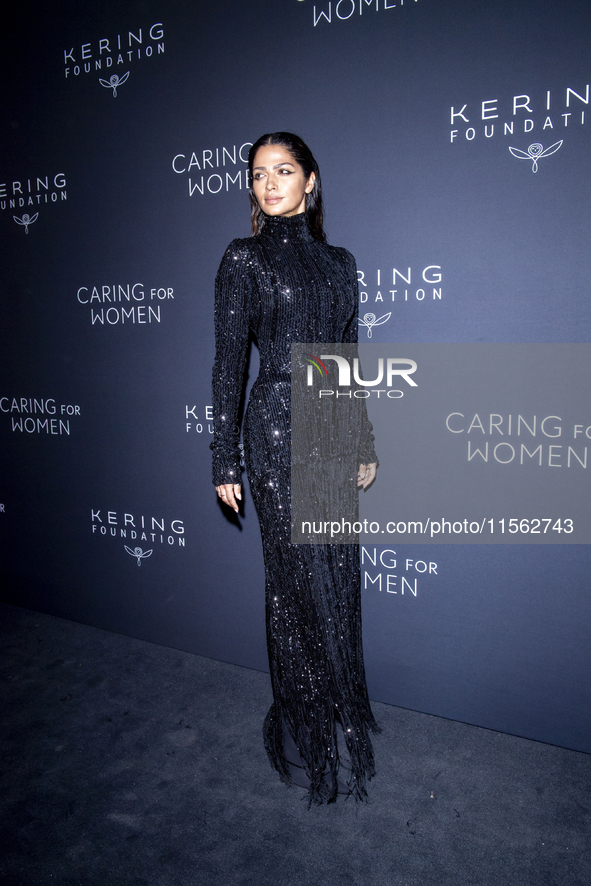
xmin=1 ymin=0 xmax=590 ymax=753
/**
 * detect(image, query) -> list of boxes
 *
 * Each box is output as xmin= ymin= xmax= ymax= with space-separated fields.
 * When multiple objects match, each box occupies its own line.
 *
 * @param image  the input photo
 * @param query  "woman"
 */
xmin=211 ymin=132 xmax=379 ymax=804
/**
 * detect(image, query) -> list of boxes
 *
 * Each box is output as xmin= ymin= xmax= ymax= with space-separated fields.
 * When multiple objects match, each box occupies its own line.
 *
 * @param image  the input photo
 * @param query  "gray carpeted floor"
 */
xmin=1 ymin=600 xmax=590 ymax=886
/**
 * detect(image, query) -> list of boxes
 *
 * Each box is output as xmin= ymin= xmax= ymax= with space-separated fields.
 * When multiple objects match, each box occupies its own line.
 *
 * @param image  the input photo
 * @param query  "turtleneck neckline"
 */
xmin=259 ymin=212 xmax=313 ymax=242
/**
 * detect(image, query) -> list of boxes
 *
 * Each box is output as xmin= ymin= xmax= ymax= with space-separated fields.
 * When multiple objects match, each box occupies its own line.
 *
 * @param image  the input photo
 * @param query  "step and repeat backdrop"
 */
xmin=2 ymin=0 xmax=590 ymax=753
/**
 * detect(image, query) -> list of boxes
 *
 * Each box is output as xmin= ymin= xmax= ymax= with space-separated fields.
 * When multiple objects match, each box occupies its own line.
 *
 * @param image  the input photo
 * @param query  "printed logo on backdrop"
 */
xmin=77 ymin=282 xmax=175 ymax=327
xmin=361 ymin=547 xmax=438 ymax=599
xmin=1 ymin=173 xmax=67 ymax=232
xmin=295 ymin=0 xmax=418 ymax=28
xmin=92 ymin=508 xmax=186 ymax=565
xmin=63 ymin=22 xmax=164 ymax=95
xmin=125 ymin=546 xmax=153 ymax=566
xmin=13 ymin=213 xmax=38 ymax=233
xmin=449 ymin=83 xmax=588 ymax=171
xmin=445 ymin=412 xmax=591 ymax=471
xmin=185 ymin=405 xmax=213 ymax=436
xmin=357 ymin=264 xmax=442 ymax=333
xmin=1 ymin=397 xmax=80 ymax=436
xmin=171 ymin=143 xmax=253 ymax=198
xmin=99 ymin=72 xmax=130 ymax=97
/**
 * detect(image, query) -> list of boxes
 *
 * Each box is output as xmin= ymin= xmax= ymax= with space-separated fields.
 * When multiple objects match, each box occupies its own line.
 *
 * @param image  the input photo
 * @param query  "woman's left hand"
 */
xmin=357 ymin=463 xmax=377 ymax=490
xmin=215 ymin=483 xmax=242 ymax=512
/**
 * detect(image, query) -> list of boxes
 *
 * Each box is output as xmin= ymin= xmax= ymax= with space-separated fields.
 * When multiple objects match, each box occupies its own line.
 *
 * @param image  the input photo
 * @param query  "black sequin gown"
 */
xmin=211 ymin=212 xmax=379 ymax=803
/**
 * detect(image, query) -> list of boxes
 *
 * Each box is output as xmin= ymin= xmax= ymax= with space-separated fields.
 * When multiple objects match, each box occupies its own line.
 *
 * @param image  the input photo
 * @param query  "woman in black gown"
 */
xmin=211 ymin=132 xmax=379 ymax=804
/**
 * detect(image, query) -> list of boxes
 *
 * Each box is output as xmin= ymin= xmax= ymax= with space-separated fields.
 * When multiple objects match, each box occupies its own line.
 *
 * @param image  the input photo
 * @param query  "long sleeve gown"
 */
xmin=211 ymin=211 xmax=379 ymax=804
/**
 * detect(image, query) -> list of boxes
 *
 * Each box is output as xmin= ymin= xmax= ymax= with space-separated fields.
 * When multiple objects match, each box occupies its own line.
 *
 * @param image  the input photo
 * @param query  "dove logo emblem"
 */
xmin=358 ymin=312 xmax=391 ymax=338
xmin=508 ymin=140 xmax=563 ymax=172
xmin=99 ymin=72 xmax=130 ymax=96
xmin=13 ymin=213 xmax=39 ymax=233
xmin=125 ymin=545 xmax=153 ymax=565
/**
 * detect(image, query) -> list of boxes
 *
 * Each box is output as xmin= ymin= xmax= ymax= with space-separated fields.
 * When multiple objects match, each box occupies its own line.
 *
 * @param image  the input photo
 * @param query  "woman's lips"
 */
xmin=265 ymin=196 xmax=282 ymax=203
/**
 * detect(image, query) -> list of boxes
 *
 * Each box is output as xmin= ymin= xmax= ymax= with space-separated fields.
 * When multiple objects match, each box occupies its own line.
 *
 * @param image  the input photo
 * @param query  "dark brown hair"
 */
xmin=248 ymin=132 xmax=327 ymax=242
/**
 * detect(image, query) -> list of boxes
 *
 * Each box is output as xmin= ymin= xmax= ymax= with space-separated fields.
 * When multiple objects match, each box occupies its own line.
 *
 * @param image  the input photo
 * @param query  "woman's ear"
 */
xmin=305 ymin=171 xmax=316 ymax=194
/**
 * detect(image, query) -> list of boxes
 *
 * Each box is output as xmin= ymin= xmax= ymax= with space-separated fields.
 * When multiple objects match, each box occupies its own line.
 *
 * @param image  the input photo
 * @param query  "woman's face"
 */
xmin=251 ymin=144 xmax=315 ymax=217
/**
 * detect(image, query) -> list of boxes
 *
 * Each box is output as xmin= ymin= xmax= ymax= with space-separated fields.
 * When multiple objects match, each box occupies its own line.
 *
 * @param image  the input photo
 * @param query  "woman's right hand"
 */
xmin=216 ymin=484 xmax=242 ymax=513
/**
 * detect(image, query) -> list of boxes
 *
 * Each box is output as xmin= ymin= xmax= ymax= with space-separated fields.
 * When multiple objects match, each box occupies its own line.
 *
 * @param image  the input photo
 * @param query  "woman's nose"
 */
xmin=265 ymin=175 xmax=276 ymax=190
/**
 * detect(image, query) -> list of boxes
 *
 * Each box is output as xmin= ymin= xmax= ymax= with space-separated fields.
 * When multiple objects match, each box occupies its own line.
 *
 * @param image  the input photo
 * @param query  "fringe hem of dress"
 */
xmin=263 ymin=701 xmax=381 ymax=807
